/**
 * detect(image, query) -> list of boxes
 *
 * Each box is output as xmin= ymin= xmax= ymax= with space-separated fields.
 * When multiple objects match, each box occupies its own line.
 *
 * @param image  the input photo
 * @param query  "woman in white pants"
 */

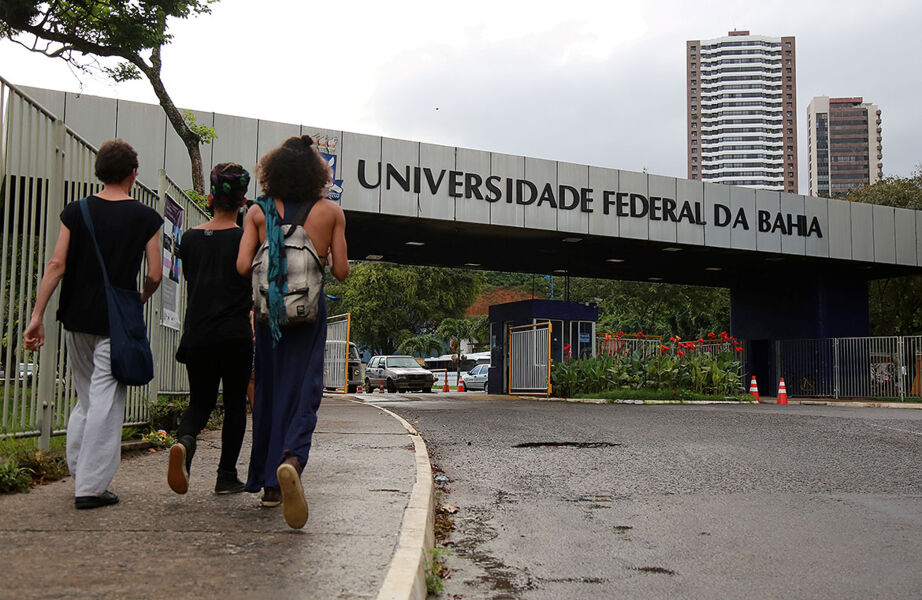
xmin=24 ymin=139 xmax=162 ymax=509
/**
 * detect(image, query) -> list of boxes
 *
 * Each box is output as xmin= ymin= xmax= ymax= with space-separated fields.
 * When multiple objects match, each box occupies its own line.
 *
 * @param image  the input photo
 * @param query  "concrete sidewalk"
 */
xmin=0 ymin=396 xmax=428 ymax=600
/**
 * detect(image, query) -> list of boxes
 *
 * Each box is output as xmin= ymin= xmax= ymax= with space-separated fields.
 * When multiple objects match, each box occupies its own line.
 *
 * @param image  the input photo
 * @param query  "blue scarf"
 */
xmin=255 ymin=196 xmax=287 ymax=345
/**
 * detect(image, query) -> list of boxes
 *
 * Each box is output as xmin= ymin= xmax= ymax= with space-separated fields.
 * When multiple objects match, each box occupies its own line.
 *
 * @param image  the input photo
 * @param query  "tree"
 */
xmin=0 ymin=0 xmax=217 ymax=193
xmin=325 ymin=263 xmax=484 ymax=355
xmin=435 ymin=318 xmax=480 ymax=383
xmin=845 ymin=171 xmax=922 ymax=334
xmin=396 ymin=333 xmax=442 ymax=358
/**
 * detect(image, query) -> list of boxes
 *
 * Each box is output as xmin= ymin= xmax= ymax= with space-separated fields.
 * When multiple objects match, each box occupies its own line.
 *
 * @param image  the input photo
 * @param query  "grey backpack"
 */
xmin=252 ymin=200 xmax=324 ymax=325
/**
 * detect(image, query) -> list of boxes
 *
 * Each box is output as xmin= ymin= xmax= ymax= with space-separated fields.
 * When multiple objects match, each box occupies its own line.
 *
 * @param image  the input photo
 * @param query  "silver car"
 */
xmin=461 ymin=363 xmax=489 ymax=391
xmin=364 ymin=355 xmax=435 ymax=393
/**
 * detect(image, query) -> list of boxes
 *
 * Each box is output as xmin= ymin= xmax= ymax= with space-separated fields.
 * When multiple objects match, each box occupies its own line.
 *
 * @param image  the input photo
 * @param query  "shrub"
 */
xmin=149 ymin=395 xmax=189 ymax=432
xmin=551 ymin=333 xmax=742 ymax=398
xmin=0 ymin=458 xmax=32 ymax=493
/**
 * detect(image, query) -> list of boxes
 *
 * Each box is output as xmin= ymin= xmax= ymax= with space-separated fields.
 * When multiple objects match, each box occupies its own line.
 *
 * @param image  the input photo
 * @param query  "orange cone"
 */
xmin=777 ymin=378 xmax=788 ymax=405
xmin=749 ymin=376 xmax=760 ymax=403
xmin=379 ymin=382 xmax=386 ymax=393
xmin=357 ymin=385 xmax=363 ymax=394
xmin=458 ymin=379 xmax=466 ymax=392
xmin=442 ymin=377 xmax=449 ymax=393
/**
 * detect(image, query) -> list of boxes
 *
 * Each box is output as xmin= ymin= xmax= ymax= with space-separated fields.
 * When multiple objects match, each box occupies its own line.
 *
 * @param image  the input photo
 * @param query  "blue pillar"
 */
xmin=730 ymin=277 xmax=869 ymax=395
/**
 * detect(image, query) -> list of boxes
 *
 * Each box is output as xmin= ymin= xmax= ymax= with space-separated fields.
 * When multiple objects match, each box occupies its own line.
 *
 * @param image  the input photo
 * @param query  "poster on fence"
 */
xmin=161 ymin=194 xmax=183 ymax=330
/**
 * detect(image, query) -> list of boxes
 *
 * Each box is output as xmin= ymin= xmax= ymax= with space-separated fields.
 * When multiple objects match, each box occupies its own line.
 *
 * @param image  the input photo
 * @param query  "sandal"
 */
xmin=261 ymin=487 xmax=281 ymax=507
xmin=277 ymin=461 xmax=308 ymax=529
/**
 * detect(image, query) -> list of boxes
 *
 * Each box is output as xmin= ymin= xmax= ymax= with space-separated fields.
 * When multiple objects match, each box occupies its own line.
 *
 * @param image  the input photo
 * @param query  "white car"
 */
xmin=461 ymin=364 xmax=489 ymax=391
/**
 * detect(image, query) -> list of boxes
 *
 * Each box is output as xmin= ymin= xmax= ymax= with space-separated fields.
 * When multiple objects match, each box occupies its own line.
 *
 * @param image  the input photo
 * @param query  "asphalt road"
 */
xmin=364 ymin=393 xmax=922 ymax=600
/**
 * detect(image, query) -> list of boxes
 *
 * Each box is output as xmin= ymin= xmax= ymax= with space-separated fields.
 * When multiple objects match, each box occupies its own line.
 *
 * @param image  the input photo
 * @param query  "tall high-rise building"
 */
xmin=686 ymin=30 xmax=798 ymax=193
xmin=807 ymin=97 xmax=882 ymax=197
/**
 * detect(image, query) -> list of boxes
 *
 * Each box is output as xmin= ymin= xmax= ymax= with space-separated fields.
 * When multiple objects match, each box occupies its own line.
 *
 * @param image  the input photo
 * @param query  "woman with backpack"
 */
xmin=166 ymin=163 xmax=254 ymax=496
xmin=237 ymin=135 xmax=349 ymax=529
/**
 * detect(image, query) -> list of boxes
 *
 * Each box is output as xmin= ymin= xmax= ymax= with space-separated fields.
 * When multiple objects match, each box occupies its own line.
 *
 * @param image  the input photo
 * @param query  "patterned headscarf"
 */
xmin=209 ymin=164 xmax=251 ymax=209
xmin=254 ymin=195 xmax=287 ymax=345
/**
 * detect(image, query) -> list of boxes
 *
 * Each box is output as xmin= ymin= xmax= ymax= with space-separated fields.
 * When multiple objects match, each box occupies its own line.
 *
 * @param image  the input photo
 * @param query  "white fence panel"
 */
xmin=508 ymin=322 xmax=550 ymax=395
xmin=323 ymin=313 xmax=350 ymax=392
xmin=0 ymin=76 xmax=205 ymax=443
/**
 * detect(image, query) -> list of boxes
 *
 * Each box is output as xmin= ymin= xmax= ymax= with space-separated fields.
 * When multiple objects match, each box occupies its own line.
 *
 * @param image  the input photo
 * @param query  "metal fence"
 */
xmin=508 ymin=321 xmax=551 ymax=395
xmin=1 ymin=76 xmax=206 ymax=444
xmin=323 ymin=313 xmax=350 ymax=392
xmin=597 ymin=333 xmax=662 ymax=359
xmin=778 ymin=336 xmax=921 ymax=400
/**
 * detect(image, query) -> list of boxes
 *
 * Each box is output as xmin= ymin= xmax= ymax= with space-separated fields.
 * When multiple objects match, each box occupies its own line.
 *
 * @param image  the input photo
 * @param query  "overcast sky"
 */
xmin=2 ymin=0 xmax=920 ymax=192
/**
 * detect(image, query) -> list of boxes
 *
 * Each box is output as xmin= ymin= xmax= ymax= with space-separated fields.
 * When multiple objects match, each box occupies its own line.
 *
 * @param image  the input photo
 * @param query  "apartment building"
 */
xmin=807 ymin=96 xmax=882 ymax=197
xmin=687 ymin=30 xmax=798 ymax=193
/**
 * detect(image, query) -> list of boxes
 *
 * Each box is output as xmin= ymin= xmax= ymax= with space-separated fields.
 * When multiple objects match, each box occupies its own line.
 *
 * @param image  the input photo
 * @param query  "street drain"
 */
xmin=513 ymin=441 xmax=622 ymax=449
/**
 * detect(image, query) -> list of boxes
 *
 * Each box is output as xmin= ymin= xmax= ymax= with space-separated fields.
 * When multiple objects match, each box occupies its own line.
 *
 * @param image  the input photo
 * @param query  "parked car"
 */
xmin=364 ymin=355 xmax=435 ymax=393
xmin=324 ymin=341 xmax=363 ymax=393
xmin=460 ymin=363 xmax=490 ymax=391
xmin=18 ymin=362 xmax=36 ymax=383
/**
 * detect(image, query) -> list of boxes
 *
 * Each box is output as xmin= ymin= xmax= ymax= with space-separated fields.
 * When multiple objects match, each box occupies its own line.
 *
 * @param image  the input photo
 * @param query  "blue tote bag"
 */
xmin=79 ymin=198 xmax=154 ymax=386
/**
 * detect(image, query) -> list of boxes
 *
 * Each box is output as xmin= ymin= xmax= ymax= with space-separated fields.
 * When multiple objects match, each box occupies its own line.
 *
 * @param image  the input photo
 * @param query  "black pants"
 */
xmin=177 ymin=339 xmax=253 ymax=472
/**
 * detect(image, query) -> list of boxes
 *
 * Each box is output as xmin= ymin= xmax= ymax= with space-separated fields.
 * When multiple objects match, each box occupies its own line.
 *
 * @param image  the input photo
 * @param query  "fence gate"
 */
xmin=777 ymin=336 xmax=910 ymax=400
xmin=323 ymin=313 xmax=351 ymax=393
xmin=508 ymin=322 xmax=551 ymax=396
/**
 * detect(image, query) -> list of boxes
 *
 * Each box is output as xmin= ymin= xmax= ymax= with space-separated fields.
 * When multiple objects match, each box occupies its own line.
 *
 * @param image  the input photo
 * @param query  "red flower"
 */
xmin=707 ymin=332 xmax=715 ymax=338
xmin=618 ymin=331 xmax=624 ymax=336
xmin=564 ymin=344 xmax=571 ymax=351
xmin=735 ymin=346 xmax=743 ymax=352
xmin=660 ymin=345 xmax=670 ymax=352
xmin=669 ymin=336 xmax=677 ymax=343
xmin=677 ymin=350 xmax=685 ymax=357
xmin=697 ymin=338 xmax=704 ymax=343
xmin=637 ymin=331 xmax=644 ymax=338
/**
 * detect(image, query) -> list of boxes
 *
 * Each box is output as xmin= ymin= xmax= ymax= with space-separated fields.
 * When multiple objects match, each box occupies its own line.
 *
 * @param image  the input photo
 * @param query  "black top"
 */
xmin=57 ymin=196 xmax=162 ymax=335
xmin=176 ymin=227 xmax=252 ymax=355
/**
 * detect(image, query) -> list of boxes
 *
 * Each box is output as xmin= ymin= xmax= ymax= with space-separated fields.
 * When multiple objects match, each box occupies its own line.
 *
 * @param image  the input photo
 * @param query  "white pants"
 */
xmin=65 ymin=331 xmax=127 ymax=497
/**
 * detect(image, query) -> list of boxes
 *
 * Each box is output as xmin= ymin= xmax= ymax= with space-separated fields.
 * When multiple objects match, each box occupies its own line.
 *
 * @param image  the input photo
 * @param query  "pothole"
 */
xmin=630 ymin=566 xmax=677 ymax=576
xmin=513 ymin=441 xmax=622 ymax=449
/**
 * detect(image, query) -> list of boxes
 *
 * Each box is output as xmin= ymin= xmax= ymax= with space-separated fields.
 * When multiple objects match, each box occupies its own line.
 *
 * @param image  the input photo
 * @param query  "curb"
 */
xmin=369 ymin=404 xmax=435 ymax=600
xmin=790 ymin=399 xmax=922 ymax=409
xmin=526 ymin=395 xmax=758 ymax=406
xmin=525 ymin=395 xmax=922 ymax=410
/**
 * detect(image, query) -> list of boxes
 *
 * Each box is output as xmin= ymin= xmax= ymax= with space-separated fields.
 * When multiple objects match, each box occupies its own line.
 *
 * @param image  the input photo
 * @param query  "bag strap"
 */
xmin=281 ymin=198 xmax=316 ymax=227
xmin=78 ymin=198 xmax=113 ymax=289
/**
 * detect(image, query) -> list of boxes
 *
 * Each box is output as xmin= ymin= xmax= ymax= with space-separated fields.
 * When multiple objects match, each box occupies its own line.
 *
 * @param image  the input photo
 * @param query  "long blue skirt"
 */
xmin=245 ymin=295 xmax=327 ymax=492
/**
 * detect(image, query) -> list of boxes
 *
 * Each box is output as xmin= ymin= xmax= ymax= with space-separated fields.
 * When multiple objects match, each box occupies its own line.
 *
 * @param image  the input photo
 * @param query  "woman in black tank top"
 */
xmin=166 ymin=164 xmax=254 ymax=496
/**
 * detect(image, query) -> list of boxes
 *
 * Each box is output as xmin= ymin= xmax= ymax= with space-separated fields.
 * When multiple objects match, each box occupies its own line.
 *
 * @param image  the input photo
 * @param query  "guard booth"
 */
xmin=487 ymin=300 xmax=599 ymax=395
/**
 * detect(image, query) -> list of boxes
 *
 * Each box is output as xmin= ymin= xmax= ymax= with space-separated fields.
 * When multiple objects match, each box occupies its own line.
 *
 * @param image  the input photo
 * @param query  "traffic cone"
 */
xmin=777 ymin=378 xmax=788 ymax=405
xmin=379 ymin=382 xmax=386 ymax=393
xmin=749 ymin=376 xmax=760 ymax=403
xmin=442 ymin=377 xmax=449 ymax=393
xmin=458 ymin=379 xmax=466 ymax=392
xmin=357 ymin=385 xmax=363 ymax=394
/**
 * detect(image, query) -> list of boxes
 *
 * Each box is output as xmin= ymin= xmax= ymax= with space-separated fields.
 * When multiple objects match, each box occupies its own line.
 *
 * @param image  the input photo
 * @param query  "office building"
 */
xmin=687 ymin=30 xmax=798 ymax=193
xmin=807 ymin=96 xmax=882 ymax=197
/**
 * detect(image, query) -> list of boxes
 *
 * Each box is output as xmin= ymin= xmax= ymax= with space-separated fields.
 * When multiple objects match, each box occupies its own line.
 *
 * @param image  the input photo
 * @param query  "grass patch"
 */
xmin=574 ymin=388 xmax=754 ymax=402
xmin=425 ymin=547 xmax=449 ymax=595
xmin=0 ymin=436 xmax=68 ymax=493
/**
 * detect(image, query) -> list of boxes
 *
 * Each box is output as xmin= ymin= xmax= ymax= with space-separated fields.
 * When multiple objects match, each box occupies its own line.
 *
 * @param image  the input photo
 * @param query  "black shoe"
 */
xmin=215 ymin=468 xmax=245 ymax=494
xmin=75 ymin=490 xmax=119 ymax=510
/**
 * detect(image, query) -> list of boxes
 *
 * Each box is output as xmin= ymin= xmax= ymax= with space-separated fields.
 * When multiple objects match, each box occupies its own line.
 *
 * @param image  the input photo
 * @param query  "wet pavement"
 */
xmin=369 ymin=393 xmax=922 ymax=599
